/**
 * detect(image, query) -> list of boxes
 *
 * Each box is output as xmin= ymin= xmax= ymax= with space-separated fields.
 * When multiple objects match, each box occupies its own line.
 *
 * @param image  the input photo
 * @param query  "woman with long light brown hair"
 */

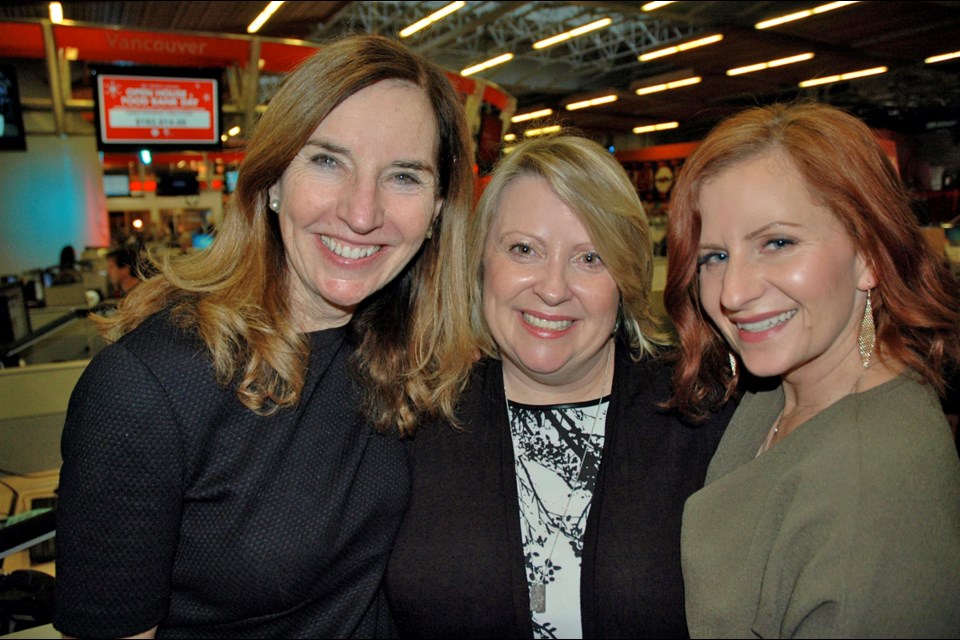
xmin=54 ymin=34 xmax=473 ymax=638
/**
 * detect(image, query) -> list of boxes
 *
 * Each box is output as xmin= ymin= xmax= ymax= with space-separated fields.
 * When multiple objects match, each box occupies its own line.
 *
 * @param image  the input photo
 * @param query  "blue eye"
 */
xmin=312 ymin=154 xmax=338 ymax=168
xmin=393 ymin=173 xmax=422 ymax=186
xmin=697 ymin=251 xmax=727 ymax=268
xmin=765 ymin=237 xmax=795 ymax=250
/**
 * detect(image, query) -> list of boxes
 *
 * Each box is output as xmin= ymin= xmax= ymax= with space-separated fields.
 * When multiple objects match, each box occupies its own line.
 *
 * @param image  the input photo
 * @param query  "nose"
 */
xmin=533 ymin=257 xmax=572 ymax=306
xmin=718 ymin=255 xmax=763 ymax=313
xmin=339 ymin=178 xmax=384 ymax=234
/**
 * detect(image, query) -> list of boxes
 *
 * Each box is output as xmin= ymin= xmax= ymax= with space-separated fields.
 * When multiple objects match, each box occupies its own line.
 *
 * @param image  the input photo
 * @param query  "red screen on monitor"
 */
xmin=92 ymin=66 xmax=222 ymax=151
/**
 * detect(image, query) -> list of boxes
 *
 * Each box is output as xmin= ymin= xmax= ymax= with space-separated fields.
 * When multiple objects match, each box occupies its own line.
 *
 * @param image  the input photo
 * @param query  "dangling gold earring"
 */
xmin=728 ymin=352 xmax=737 ymax=377
xmin=858 ymin=288 xmax=876 ymax=368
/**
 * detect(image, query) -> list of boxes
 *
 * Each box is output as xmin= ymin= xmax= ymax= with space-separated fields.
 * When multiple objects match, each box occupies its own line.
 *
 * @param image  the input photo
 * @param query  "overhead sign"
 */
xmin=94 ymin=68 xmax=221 ymax=149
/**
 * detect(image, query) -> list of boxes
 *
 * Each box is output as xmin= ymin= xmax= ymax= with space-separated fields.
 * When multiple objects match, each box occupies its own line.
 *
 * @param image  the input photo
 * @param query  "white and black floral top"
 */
xmin=507 ymin=396 xmax=609 ymax=639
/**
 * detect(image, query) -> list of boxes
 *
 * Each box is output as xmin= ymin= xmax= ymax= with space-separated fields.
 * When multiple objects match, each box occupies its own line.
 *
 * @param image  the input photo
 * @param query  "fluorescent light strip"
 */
xmin=533 ymin=17 xmax=612 ymax=50
xmin=636 ymin=76 xmax=701 ymax=96
xmin=639 ymin=34 xmax=723 ymax=62
xmin=49 ymin=2 xmax=63 ymax=23
xmin=525 ymin=125 xmax=562 ymax=137
xmin=798 ymin=66 xmax=887 ymax=88
xmin=642 ymin=1 xmax=675 ymax=11
xmin=727 ymin=52 xmax=814 ymax=76
xmin=400 ymin=1 xmax=466 ymax=38
xmin=755 ymin=1 xmax=858 ymax=30
xmin=247 ymin=1 xmax=285 ymax=34
xmin=926 ymin=50 xmax=960 ymax=64
xmin=462 ymin=53 xmax=515 ymax=77
xmin=512 ymin=108 xmax=554 ymax=123
xmin=633 ymin=122 xmax=679 ymax=134
xmin=566 ymin=95 xmax=618 ymax=111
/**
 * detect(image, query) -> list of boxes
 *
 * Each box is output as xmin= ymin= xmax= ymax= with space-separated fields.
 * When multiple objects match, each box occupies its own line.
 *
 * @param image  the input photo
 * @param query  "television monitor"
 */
xmin=156 ymin=170 xmax=199 ymax=196
xmin=224 ymin=168 xmax=239 ymax=193
xmin=0 ymin=281 xmax=31 ymax=346
xmin=0 ymin=64 xmax=27 ymax=152
xmin=103 ymin=173 xmax=131 ymax=197
xmin=192 ymin=232 xmax=214 ymax=250
xmin=91 ymin=65 xmax=223 ymax=152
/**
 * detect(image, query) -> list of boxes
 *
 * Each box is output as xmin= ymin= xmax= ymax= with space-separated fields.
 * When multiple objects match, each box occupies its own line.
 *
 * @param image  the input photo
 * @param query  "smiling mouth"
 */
xmin=735 ymin=309 xmax=797 ymax=332
xmin=321 ymin=235 xmax=381 ymax=260
xmin=523 ymin=313 xmax=573 ymax=331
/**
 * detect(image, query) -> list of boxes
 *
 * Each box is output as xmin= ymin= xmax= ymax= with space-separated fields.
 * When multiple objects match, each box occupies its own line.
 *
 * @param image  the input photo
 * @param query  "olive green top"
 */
xmin=682 ymin=375 xmax=960 ymax=638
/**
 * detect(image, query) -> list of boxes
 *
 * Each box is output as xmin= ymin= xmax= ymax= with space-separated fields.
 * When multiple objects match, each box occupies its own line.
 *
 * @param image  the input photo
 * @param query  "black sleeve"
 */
xmin=53 ymin=342 xmax=184 ymax=638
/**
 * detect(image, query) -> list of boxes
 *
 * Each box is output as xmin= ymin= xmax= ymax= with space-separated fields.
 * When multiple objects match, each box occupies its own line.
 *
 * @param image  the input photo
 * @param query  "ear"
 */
xmin=855 ymin=251 xmax=876 ymax=291
xmin=432 ymin=197 xmax=444 ymax=223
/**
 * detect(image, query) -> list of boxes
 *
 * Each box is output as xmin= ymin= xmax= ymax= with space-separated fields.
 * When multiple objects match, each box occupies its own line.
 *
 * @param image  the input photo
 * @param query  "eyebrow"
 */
xmin=698 ymin=221 xmax=801 ymax=250
xmin=303 ymin=138 xmax=437 ymax=176
xmin=743 ymin=221 xmax=801 ymax=241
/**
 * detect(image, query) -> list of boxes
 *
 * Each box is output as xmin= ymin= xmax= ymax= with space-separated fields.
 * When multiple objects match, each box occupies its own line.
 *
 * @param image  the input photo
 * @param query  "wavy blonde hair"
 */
xmin=412 ymin=134 xmax=667 ymax=425
xmin=98 ymin=34 xmax=474 ymax=429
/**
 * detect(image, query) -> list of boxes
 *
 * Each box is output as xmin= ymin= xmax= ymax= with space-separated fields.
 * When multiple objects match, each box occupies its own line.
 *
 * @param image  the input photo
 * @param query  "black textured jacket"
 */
xmin=386 ymin=344 xmax=735 ymax=639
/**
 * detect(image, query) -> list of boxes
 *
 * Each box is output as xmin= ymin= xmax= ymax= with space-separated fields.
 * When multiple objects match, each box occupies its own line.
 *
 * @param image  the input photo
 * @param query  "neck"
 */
xmin=120 ymin=275 xmax=139 ymax=293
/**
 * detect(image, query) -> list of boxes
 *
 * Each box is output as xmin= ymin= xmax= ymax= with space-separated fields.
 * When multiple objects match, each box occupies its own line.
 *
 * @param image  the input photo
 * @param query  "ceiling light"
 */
xmin=462 ymin=53 xmax=514 ymax=77
xmin=755 ymin=1 xmax=859 ymax=30
xmin=633 ymin=122 xmax=679 ymax=134
xmin=636 ymin=76 xmax=701 ymax=96
xmin=228 ymin=126 xmax=241 ymax=137
xmin=798 ymin=66 xmax=887 ymax=88
xmin=400 ymin=1 xmax=466 ymax=38
xmin=247 ymin=1 xmax=285 ymax=34
xmin=524 ymin=125 xmax=562 ymax=138
xmin=566 ymin=95 xmax=618 ymax=111
xmin=727 ymin=52 xmax=815 ymax=76
xmin=639 ymin=34 xmax=723 ymax=62
xmin=511 ymin=108 xmax=553 ymax=123
xmin=642 ymin=2 xmax=675 ymax=11
xmin=533 ymin=17 xmax=612 ymax=50
xmin=926 ymin=50 xmax=960 ymax=64
xmin=503 ymin=133 xmax=517 ymax=142
xmin=49 ymin=2 xmax=63 ymax=24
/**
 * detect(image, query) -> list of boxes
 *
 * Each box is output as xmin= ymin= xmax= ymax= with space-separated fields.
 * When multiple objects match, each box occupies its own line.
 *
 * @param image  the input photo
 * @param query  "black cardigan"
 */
xmin=385 ymin=344 xmax=735 ymax=639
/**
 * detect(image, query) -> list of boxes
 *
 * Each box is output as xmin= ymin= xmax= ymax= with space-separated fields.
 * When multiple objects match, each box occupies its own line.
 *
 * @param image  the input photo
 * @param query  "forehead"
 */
xmin=491 ymin=175 xmax=589 ymax=235
xmin=315 ymin=79 xmax=438 ymax=153
xmin=698 ymin=152 xmax=855 ymax=247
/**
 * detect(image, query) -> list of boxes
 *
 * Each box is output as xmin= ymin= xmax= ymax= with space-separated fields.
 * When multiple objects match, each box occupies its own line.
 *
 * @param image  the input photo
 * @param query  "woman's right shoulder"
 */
xmin=92 ymin=309 xmax=207 ymax=381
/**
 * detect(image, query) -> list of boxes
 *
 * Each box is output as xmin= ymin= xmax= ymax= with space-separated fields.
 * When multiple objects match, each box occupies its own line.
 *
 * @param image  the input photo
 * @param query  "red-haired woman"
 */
xmin=665 ymin=102 xmax=960 ymax=638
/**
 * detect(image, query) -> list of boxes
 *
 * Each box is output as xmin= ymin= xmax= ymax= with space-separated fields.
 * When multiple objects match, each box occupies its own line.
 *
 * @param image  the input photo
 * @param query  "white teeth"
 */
xmin=736 ymin=309 xmax=797 ymax=332
xmin=321 ymin=236 xmax=380 ymax=259
xmin=523 ymin=313 xmax=572 ymax=331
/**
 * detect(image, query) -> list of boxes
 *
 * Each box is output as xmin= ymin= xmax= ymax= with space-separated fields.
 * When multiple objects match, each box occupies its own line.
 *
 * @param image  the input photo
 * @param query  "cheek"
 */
xmin=698 ymin=274 xmax=723 ymax=318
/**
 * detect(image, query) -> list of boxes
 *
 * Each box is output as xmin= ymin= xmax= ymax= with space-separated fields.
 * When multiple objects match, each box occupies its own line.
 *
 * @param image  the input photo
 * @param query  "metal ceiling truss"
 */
xmin=312 ymin=1 xmax=702 ymax=78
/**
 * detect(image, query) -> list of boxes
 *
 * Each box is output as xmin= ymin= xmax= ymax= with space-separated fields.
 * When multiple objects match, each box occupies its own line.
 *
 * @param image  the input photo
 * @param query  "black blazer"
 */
xmin=386 ymin=344 xmax=735 ymax=638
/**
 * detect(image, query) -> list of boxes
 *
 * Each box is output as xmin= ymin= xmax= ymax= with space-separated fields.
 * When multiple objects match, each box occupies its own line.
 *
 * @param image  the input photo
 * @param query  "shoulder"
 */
xmin=76 ymin=310 xmax=215 ymax=413
xmin=617 ymin=345 xmax=736 ymax=431
xmin=846 ymin=376 xmax=959 ymax=487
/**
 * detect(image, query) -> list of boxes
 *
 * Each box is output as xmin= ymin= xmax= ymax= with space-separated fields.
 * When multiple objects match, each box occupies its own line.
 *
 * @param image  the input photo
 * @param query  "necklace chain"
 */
xmin=505 ymin=341 xmax=613 ymax=613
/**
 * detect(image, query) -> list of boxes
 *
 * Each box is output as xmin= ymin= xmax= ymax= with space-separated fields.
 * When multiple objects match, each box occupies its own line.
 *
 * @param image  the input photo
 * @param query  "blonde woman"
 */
xmin=387 ymin=135 xmax=734 ymax=638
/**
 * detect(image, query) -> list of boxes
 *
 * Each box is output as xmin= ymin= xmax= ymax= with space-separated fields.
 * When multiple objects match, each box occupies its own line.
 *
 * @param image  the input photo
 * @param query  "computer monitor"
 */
xmin=0 ymin=281 xmax=31 ymax=346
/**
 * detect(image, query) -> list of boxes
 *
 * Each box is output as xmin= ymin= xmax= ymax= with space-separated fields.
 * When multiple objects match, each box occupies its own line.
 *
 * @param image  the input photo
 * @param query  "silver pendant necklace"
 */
xmin=505 ymin=342 xmax=612 ymax=614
